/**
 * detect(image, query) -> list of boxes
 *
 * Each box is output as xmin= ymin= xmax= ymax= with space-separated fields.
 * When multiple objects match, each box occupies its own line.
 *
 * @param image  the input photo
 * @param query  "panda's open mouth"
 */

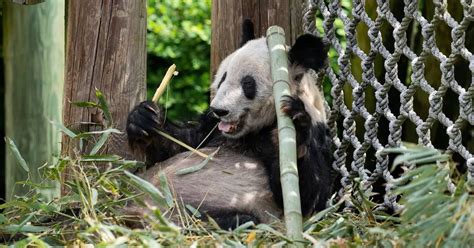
xmin=217 ymin=112 xmax=248 ymax=135
xmin=218 ymin=121 xmax=239 ymax=133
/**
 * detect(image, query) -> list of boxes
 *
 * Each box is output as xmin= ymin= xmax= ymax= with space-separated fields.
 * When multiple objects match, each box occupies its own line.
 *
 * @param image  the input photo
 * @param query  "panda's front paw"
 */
xmin=126 ymin=101 xmax=164 ymax=150
xmin=280 ymin=95 xmax=311 ymax=144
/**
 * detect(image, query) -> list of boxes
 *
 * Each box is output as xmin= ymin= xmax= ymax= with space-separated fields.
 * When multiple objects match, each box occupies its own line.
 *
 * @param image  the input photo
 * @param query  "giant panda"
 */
xmin=125 ymin=20 xmax=334 ymax=229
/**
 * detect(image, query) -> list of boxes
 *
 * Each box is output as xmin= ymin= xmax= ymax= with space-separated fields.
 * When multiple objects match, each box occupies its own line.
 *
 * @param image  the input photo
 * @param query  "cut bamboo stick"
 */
xmin=151 ymin=64 xmax=209 ymax=159
xmin=152 ymin=64 xmax=177 ymax=104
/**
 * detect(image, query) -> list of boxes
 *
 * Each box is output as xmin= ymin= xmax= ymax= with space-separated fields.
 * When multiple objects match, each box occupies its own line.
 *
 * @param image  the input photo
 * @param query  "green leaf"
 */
xmin=392 ymin=148 xmax=439 ymax=167
xmin=124 ymin=171 xmax=167 ymax=207
xmin=80 ymin=154 xmax=121 ymax=162
xmin=5 ymin=137 xmax=29 ymax=172
xmin=0 ymin=224 xmax=51 ymax=234
xmin=256 ymin=224 xmax=289 ymax=241
xmin=89 ymin=129 xmax=122 ymax=155
xmin=159 ymin=172 xmax=174 ymax=208
xmin=233 ymin=221 xmax=254 ymax=233
xmin=175 ymin=148 xmax=219 ymax=175
xmin=185 ymin=204 xmax=201 ymax=218
xmin=72 ymin=101 xmax=99 ymax=108
xmin=91 ymin=188 xmax=98 ymax=207
xmin=0 ymin=214 xmax=6 ymax=224
xmin=95 ymin=89 xmax=113 ymax=127
xmin=50 ymin=121 xmax=77 ymax=138
xmin=75 ymin=128 xmax=121 ymax=139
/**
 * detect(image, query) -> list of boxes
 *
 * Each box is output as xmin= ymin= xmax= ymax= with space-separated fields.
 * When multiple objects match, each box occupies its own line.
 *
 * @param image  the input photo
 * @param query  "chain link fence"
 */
xmin=304 ymin=0 xmax=473 ymax=211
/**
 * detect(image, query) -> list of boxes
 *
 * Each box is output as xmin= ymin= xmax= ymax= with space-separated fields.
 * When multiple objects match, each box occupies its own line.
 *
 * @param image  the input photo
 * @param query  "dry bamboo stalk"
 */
xmin=152 ymin=64 xmax=178 ymax=103
xmin=152 ymin=64 xmax=209 ymax=159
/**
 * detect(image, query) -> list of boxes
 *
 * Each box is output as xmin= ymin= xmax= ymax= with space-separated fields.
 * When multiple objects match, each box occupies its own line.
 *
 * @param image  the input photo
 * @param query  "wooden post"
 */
xmin=210 ymin=0 xmax=304 ymax=80
xmin=63 ymin=0 xmax=147 ymax=191
xmin=3 ymin=0 xmax=64 ymax=200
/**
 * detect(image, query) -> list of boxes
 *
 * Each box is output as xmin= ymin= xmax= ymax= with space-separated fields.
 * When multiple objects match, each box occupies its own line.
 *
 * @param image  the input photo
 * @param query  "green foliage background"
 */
xmin=147 ymin=0 xmax=211 ymax=120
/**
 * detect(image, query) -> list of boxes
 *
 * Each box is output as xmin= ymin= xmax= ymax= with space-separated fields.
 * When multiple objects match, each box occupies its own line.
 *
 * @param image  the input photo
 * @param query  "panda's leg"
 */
xmin=126 ymin=101 xmax=219 ymax=165
xmin=208 ymin=212 xmax=260 ymax=230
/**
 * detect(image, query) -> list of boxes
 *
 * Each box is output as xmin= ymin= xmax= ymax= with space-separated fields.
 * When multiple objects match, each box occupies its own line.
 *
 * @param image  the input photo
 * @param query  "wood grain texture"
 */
xmin=210 ymin=0 xmax=304 ymax=88
xmin=63 ymin=1 xmax=146 ymax=166
xmin=3 ymin=1 xmax=64 ymax=200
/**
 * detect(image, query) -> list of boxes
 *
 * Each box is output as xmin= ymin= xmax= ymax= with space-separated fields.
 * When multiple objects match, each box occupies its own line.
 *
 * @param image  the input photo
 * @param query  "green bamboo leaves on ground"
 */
xmin=1 ymin=88 xmax=472 ymax=246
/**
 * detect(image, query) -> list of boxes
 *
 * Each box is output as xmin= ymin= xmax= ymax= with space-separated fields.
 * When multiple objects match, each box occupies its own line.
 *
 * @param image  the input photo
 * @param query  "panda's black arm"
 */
xmin=250 ymin=97 xmax=333 ymax=216
xmin=126 ymin=101 xmax=219 ymax=166
xmin=297 ymin=123 xmax=334 ymax=214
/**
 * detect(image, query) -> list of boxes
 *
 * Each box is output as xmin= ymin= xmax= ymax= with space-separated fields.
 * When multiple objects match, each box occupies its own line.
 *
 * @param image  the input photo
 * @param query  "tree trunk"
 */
xmin=3 ymin=1 xmax=64 ymax=201
xmin=210 ymin=0 xmax=304 ymax=86
xmin=63 ymin=0 xmax=147 ymax=192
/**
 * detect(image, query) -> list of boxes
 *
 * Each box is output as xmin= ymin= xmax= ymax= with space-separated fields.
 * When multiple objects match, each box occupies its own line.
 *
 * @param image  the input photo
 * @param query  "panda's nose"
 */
xmin=210 ymin=107 xmax=229 ymax=117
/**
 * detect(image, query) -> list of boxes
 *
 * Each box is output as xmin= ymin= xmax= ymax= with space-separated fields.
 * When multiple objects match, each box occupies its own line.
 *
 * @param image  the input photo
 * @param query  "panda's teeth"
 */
xmin=218 ymin=121 xmax=237 ymax=133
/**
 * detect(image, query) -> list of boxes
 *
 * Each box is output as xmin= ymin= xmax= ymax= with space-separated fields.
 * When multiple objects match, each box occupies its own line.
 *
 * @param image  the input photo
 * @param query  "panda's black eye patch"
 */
xmin=217 ymin=72 xmax=227 ymax=88
xmin=241 ymin=75 xmax=256 ymax=99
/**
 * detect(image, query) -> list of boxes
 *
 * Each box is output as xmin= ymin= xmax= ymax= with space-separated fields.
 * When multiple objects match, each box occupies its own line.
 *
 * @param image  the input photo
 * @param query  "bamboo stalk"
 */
xmin=152 ymin=64 xmax=178 ymax=103
xmin=266 ymin=26 xmax=304 ymax=245
xmin=151 ymin=64 xmax=210 ymax=159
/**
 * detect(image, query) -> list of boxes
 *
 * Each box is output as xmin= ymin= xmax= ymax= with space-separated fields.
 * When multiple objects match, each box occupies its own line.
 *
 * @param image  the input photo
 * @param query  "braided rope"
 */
xmin=305 ymin=0 xmax=473 ymax=211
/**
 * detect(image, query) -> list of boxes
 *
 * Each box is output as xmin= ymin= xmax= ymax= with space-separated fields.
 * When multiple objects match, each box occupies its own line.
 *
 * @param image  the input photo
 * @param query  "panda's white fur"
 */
xmin=210 ymin=38 xmax=326 ymax=139
xmin=210 ymin=38 xmax=275 ymax=138
xmin=125 ymin=24 xmax=333 ymax=229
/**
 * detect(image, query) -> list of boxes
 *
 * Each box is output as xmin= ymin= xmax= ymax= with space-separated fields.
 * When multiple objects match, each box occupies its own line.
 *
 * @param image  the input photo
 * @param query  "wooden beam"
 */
xmin=210 ymin=0 xmax=304 ymax=83
xmin=62 ymin=0 xmax=147 ymax=192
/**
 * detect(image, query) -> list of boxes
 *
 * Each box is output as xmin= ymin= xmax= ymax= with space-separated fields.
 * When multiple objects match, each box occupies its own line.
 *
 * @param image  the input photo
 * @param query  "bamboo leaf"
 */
xmin=89 ymin=132 xmax=110 ymax=155
xmin=5 ymin=137 xmax=29 ymax=172
xmin=175 ymin=148 xmax=219 ymax=175
xmin=95 ymin=89 xmax=113 ymax=127
xmin=75 ymin=128 xmax=121 ymax=139
xmin=72 ymin=101 xmax=99 ymax=108
xmin=50 ymin=121 xmax=77 ymax=138
xmin=0 ymin=224 xmax=51 ymax=234
xmin=80 ymin=154 xmax=121 ymax=162
xmin=185 ymin=204 xmax=201 ymax=218
xmin=0 ymin=214 xmax=6 ymax=224
xmin=408 ymin=154 xmax=450 ymax=165
xmin=124 ymin=171 xmax=167 ymax=208
xmin=392 ymin=148 xmax=440 ymax=167
xmin=233 ymin=221 xmax=255 ymax=233
xmin=257 ymin=224 xmax=290 ymax=241
xmin=88 ymin=129 xmax=121 ymax=155
xmin=159 ymin=172 xmax=174 ymax=208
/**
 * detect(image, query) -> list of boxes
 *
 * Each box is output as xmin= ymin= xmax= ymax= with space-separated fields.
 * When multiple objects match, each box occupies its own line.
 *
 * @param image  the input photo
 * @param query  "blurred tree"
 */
xmin=4 ymin=1 xmax=64 ymax=200
xmin=0 ymin=3 xmax=4 ymax=203
xmin=147 ymin=0 xmax=211 ymax=120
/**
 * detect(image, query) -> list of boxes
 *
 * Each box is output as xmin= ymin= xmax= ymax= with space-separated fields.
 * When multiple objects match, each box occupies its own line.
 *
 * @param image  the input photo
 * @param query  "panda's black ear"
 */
xmin=240 ymin=19 xmax=255 ymax=47
xmin=289 ymin=34 xmax=327 ymax=71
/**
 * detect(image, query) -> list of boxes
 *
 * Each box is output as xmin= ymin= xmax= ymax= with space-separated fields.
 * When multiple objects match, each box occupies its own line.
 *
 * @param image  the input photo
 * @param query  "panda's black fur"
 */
xmin=126 ymin=21 xmax=334 ymax=229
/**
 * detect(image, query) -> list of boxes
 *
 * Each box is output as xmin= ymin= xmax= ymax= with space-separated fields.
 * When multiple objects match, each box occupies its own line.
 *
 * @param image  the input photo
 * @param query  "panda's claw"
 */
xmin=280 ymin=95 xmax=312 ymax=145
xmin=280 ymin=95 xmax=308 ymax=122
xmin=143 ymin=102 xmax=157 ymax=111
xmin=127 ymin=100 xmax=164 ymax=145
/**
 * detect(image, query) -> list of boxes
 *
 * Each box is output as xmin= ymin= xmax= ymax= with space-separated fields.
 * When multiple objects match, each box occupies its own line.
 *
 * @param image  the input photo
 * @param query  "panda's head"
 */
xmin=210 ymin=20 xmax=327 ymax=138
